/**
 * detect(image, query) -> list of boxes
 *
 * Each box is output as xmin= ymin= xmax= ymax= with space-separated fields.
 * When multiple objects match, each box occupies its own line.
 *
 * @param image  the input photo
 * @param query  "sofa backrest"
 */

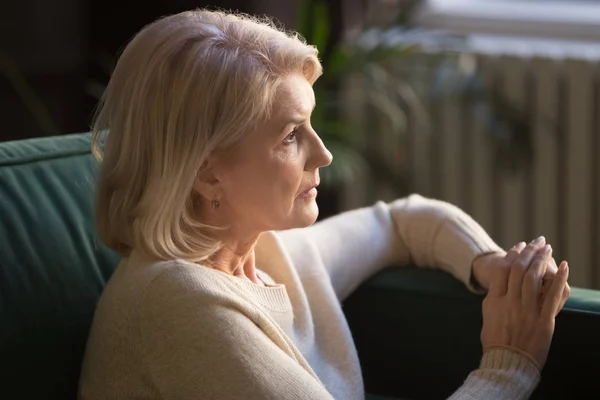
xmin=0 ymin=133 xmax=119 ymax=399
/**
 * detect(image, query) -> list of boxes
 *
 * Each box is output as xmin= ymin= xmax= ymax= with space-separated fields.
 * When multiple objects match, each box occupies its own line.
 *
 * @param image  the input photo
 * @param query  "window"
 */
xmin=413 ymin=0 xmax=600 ymax=42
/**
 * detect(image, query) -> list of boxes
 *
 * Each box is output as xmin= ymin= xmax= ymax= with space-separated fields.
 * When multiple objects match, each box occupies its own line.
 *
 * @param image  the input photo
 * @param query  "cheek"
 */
xmin=226 ymin=153 xmax=302 ymax=207
xmin=271 ymin=151 xmax=304 ymax=198
xmin=253 ymin=153 xmax=306 ymax=216
xmin=219 ymin=139 xmax=312 ymax=224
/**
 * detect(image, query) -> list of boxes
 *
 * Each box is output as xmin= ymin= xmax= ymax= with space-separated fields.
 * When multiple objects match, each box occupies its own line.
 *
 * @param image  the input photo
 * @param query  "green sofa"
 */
xmin=1 ymin=132 xmax=599 ymax=400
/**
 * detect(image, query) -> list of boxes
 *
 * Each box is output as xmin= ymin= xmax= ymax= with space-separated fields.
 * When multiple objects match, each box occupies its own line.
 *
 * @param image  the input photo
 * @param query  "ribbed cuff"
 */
xmin=481 ymin=348 xmax=541 ymax=377
xmin=449 ymin=347 xmax=541 ymax=400
xmin=467 ymin=348 xmax=541 ymax=398
xmin=483 ymin=345 xmax=542 ymax=371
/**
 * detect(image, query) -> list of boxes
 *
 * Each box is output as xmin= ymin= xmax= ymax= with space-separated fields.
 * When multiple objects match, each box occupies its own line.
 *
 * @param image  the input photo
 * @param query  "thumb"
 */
xmin=542 ymin=261 xmax=569 ymax=319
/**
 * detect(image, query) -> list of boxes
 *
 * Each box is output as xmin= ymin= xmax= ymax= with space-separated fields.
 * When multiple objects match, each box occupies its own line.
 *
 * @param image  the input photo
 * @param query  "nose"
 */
xmin=307 ymin=130 xmax=333 ymax=170
xmin=322 ymin=147 xmax=333 ymax=167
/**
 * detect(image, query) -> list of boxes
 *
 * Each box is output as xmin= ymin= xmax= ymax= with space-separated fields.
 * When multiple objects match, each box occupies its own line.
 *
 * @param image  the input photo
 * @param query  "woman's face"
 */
xmin=213 ymin=73 xmax=332 ymax=235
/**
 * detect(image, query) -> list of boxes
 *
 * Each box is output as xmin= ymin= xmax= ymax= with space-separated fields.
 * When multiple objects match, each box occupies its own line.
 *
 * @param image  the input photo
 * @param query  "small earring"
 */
xmin=211 ymin=198 xmax=220 ymax=210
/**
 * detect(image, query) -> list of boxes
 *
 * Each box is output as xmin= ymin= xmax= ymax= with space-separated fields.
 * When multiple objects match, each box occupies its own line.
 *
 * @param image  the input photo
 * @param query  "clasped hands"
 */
xmin=471 ymin=236 xmax=571 ymax=369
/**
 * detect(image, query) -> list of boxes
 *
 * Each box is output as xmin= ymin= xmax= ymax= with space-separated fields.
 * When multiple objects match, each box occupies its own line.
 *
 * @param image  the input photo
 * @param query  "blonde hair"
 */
xmin=91 ymin=9 xmax=322 ymax=262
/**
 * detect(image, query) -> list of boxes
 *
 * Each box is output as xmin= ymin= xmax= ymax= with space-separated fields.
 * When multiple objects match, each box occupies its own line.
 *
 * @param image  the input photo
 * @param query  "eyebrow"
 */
xmin=280 ymin=101 xmax=316 ymax=131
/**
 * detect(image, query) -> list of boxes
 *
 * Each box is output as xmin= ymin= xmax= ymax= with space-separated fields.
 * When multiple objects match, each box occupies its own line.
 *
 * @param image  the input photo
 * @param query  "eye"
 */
xmin=283 ymin=128 xmax=298 ymax=145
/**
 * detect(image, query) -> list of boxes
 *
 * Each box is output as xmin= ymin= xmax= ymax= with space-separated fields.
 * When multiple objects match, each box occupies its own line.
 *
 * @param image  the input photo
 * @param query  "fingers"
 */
xmin=541 ymin=265 xmax=571 ymax=316
xmin=557 ymin=284 xmax=571 ymax=316
xmin=542 ymin=261 xmax=570 ymax=319
xmin=541 ymin=257 xmax=559 ymax=289
xmin=558 ymin=280 xmax=572 ymax=314
xmin=505 ymin=242 xmax=526 ymax=264
xmin=490 ymin=242 xmax=526 ymax=297
xmin=522 ymin=244 xmax=552 ymax=309
xmin=507 ymin=236 xmax=546 ymax=299
xmin=545 ymin=257 xmax=559 ymax=276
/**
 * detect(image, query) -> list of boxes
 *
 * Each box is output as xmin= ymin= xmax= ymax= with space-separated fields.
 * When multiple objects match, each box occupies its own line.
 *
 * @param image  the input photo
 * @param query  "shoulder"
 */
xmin=259 ymin=229 xmax=322 ymax=272
xmin=140 ymin=259 xmax=236 ymax=309
xmin=138 ymin=261 xmax=252 ymax=342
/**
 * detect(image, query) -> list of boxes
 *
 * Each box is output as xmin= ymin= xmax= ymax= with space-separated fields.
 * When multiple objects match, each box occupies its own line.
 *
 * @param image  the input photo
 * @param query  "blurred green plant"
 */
xmin=295 ymin=0 xmax=421 ymax=190
xmin=295 ymin=0 xmax=540 ymax=188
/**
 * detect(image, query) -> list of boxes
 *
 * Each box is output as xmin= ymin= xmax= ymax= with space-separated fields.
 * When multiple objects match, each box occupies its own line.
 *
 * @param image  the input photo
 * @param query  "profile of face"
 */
xmin=197 ymin=73 xmax=333 ymax=237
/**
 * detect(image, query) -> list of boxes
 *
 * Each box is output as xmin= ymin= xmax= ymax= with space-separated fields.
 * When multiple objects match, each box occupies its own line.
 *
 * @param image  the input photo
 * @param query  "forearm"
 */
xmin=277 ymin=194 xmax=503 ymax=300
xmin=388 ymin=194 xmax=504 ymax=292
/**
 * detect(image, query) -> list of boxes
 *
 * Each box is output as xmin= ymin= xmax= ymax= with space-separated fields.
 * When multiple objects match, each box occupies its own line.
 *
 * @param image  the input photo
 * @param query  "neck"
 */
xmin=197 ymin=198 xmax=265 ymax=285
xmin=208 ymin=232 xmax=263 ymax=285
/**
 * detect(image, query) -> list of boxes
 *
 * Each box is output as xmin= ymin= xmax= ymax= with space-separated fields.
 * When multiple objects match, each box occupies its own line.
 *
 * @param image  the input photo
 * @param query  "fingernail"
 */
xmin=511 ymin=242 xmax=526 ymax=251
xmin=531 ymin=236 xmax=545 ymax=245
xmin=544 ymin=244 xmax=552 ymax=253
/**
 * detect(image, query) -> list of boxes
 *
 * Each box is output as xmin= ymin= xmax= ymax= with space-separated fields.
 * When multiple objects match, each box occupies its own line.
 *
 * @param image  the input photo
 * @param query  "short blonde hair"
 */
xmin=91 ymin=9 xmax=322 ymax=262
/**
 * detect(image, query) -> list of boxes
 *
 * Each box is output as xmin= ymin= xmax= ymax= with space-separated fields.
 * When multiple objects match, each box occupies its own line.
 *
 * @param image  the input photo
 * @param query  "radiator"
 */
xmin=344 ymin=35 xmax=600 ymax=289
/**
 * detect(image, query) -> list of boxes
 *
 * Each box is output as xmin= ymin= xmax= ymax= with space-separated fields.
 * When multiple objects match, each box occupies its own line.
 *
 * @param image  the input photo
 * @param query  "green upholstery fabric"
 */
xmin=0 ymin=133 xmax=119 ymax=399
xmin=2 ymin=132 xmax=600 ymax=400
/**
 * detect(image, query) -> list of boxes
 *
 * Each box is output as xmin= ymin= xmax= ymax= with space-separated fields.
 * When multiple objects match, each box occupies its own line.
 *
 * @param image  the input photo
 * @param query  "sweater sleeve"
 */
xmin=277 ymin=193 xmax=504 ymax=301
xmin=139 ymin=269 xmax=335 ymax=400
xmin=448 ymin=348 xmax=541 ymax=400
xmin=277 ymin=195 xmax=541 ymax=398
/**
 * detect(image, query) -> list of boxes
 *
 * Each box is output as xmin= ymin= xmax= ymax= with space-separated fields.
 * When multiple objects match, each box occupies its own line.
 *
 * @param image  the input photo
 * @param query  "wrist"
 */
xmin=471 ymin=251 xmax=506 ymax=291
xmin=482 ymin=344 xmax=542 ymax=371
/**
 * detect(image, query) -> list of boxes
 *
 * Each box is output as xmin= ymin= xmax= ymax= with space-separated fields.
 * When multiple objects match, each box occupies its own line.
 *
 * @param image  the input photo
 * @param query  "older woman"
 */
xmin=78 ymin=9 xmax=570 ymax=400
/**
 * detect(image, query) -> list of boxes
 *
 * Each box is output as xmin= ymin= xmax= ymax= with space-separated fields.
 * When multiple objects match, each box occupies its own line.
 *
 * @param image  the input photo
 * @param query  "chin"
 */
xmin=286 ymin=200 xmax=319 ymax=229
xmin=299 ymin=201 xmax=320 ymax=226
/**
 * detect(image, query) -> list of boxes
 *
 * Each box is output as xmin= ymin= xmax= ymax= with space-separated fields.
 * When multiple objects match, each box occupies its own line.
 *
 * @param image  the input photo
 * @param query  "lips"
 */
xmin=298 ymin=184 xmax=319 ymax=198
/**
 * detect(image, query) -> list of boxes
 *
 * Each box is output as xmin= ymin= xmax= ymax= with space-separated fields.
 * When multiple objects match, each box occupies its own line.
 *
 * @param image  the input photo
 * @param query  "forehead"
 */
xmin=273 ymin=74 xmax=315 ymax=117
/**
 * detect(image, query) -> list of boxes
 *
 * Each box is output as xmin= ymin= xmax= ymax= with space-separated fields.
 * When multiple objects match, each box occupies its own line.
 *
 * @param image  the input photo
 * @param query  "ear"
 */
xmin=193 ymin=157 xmax=221 ymax=201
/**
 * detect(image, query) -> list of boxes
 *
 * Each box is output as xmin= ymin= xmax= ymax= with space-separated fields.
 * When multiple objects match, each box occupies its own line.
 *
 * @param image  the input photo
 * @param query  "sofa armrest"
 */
xmin=343 ymin=267 xmax=600 ymax=400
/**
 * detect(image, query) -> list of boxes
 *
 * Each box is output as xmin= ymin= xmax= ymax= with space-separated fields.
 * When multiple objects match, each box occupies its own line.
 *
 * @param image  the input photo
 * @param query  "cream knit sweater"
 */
xmin=78 ymin=194 xmax=540 ymax=399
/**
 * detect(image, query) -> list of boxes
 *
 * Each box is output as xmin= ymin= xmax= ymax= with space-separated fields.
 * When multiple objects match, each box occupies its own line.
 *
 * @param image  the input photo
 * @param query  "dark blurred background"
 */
xmin=0 ymin=0 xmax=327 ymax=142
